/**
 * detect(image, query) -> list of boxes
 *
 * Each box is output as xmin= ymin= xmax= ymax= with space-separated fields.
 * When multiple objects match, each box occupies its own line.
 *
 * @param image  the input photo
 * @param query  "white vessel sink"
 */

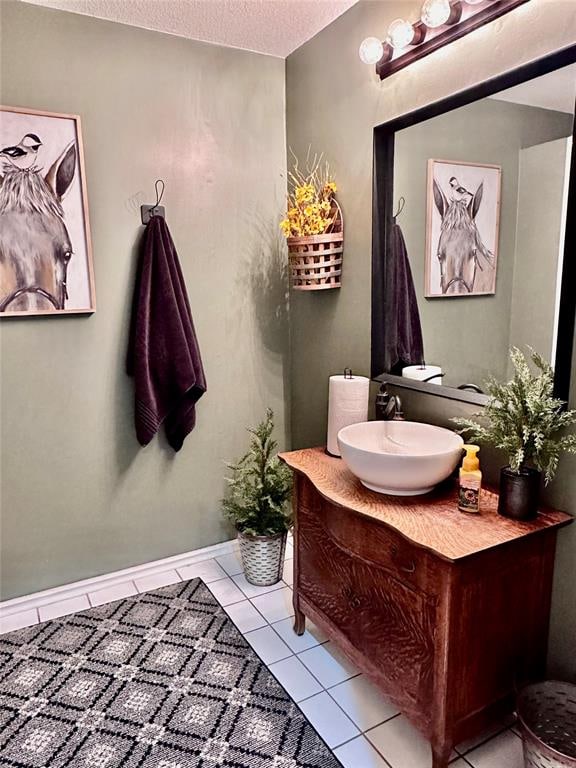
xmin=337 ymin=420 xmax=464 ymax=496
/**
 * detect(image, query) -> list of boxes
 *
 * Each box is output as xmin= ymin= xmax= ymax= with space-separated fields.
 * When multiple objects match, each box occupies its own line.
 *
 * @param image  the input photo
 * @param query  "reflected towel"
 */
xmin=127 ymin=216 xmax=206 ymax=451
xmin=384 ymin=220 xmax=424 ymax=373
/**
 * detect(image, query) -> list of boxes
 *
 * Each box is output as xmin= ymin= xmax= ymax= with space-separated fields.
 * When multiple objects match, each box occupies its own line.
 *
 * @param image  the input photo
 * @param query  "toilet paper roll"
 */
xmin=402 ymin=364 xmax=443 ymax=386
xmin=327 ymin=373 xmax=370 ymax=457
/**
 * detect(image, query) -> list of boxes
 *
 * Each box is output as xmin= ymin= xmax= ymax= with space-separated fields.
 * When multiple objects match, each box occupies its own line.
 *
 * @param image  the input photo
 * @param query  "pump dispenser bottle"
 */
xmin=458 ymin=445 xmax=482 ymax=514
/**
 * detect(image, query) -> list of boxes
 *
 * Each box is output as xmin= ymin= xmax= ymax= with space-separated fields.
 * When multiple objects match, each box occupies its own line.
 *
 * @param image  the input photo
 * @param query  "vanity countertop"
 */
xmin=279 ymin=447 xmax=573 ymax=562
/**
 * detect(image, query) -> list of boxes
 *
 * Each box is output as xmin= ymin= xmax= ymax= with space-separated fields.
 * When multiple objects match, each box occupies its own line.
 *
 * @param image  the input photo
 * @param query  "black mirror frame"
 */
xmin=371 ymin=45 xmax=576 ymax=405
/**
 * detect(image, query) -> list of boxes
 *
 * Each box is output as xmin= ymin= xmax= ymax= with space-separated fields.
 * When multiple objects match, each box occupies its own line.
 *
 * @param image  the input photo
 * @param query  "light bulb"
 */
xmin=359 ymin=37 xmax=385 ymax=65
xmin=387 ymin=19 xmax=415 ymax=49
xmin=421 ymin=0 xmax=451 ymax=28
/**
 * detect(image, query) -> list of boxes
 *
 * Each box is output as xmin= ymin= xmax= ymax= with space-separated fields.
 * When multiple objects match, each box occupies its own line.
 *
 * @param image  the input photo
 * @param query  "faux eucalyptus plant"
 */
xmin=454 ymin=347 xmax=576 ymax=485
xmin=223 ymin=409 xmax=293 ymax=537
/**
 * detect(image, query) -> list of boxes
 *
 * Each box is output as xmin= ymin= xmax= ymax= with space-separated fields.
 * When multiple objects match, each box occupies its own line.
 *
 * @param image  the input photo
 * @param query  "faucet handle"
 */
xmin=392 ymin=395 xmax=405 ymax=421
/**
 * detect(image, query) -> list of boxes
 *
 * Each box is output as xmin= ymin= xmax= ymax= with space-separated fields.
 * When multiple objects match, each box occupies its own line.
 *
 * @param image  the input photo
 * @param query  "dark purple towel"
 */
xmin=127 ymin=216 xmax=206 ymax=451
xmin=384 ymin=220 xmax=424 ymax=373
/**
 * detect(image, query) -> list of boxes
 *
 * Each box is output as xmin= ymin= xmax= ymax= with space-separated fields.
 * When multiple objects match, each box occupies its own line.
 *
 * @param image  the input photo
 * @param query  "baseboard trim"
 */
xmin=0 ymin=538 xmax=238 ymax=618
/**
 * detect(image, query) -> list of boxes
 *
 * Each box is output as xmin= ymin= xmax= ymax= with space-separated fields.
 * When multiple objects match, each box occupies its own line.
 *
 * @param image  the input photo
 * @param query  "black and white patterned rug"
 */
xmin=0 ymin=578 xmax=342 ymax=767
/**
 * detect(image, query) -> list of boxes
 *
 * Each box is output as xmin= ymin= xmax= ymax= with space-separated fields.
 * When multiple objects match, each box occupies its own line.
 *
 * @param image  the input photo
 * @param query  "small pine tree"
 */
xmin=223 ymin=409 xmax=293 ymax=536
xmin=454 ymin=347 xmax=576 ymax=484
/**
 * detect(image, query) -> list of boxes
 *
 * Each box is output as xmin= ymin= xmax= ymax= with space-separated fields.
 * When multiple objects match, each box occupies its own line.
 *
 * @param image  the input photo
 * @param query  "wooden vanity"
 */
xmin=279 ymin=448 xmax=573 ymax=768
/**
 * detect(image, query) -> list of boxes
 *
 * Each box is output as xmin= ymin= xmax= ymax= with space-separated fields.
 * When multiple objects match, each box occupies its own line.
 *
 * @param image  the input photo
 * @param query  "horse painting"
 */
xmin=0 ymin=106 xmax=95 ymax=316
xmin=0 ymin=142 xmax=77 ymax=313
xmin=425 ymin=160 xmax=500 ymax=297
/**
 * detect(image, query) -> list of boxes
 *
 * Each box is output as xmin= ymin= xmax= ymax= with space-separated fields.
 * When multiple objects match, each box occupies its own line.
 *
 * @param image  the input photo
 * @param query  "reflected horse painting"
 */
xmin=0 ymin=141 xmax=77 ymax=313
xmin=426 ymin=160 xmax=500 ymax=297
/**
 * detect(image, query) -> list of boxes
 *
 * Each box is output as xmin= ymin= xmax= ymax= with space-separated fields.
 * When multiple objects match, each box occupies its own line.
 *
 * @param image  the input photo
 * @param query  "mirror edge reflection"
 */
xmin=374 ymin=372 xmax=489 ymax=406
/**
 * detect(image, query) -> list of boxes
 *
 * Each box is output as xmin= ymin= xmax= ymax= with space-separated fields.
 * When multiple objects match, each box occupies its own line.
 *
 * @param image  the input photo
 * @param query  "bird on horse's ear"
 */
xmin=0 ymin=133 xmax=43 ymax=169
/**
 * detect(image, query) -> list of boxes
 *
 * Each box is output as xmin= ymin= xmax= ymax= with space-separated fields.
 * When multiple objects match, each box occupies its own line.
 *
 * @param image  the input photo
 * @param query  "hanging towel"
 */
xmin=384 ymin=219 xmax=424 ymax=373
xmin=127 ymin=216 xmax=206 ymax=451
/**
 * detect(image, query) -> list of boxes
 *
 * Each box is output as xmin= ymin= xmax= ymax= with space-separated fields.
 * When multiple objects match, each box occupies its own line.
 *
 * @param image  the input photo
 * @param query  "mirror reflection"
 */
xmin=378 ymin=63 xmax=575 ymax=394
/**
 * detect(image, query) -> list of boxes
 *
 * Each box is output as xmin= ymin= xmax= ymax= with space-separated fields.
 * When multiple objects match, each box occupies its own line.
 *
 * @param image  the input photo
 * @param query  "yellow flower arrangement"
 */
xmin=280 ymin=151 xmax=338 ymax=238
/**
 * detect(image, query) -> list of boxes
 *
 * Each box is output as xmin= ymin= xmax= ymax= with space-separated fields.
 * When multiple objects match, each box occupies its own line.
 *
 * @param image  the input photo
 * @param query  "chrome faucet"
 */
xmin=375 ymin=384 xmax=405 ymax=421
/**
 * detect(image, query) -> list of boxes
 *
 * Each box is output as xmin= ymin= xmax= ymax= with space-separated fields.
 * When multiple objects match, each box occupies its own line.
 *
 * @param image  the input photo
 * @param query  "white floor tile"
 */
xmin=231 ymin=573 xmax=287 ymax=599
xmin=366 ymin=714 xmax=457 ymax=767
xmin=223 ymin=600 xmax=267 ymax=634
xmin=298 ymin=641 xmax=358 ymax=688
xmin=134 ymin=570 xmax=181 ymax=593
xmin=298 ymin=691 xmax=360 ymax=748
xmin=177 ymin=559 xmax=227 ymax=584
xmin=466 ymin=729 xmax=524 ymax=768
xmin=244 ymin=626 xmax=293 ymax=664
xmin=329 ymin=675 xmax=399 ymax=731
xmin=455 ymin=721 xmax=509 ymax=755
xmin=39 ymin=595 xmax=90 ymax=622
xmin=268 ymin=656 xmax=323 ymax=702
xmin=207 ymin=578 xmax=246 ymax=607
xmin=272 ymin=616 xmax=328 ymax=653
xmin=88 ymin=581 xmax=137 ymax=607
xmin=0 ymin=609 xmax=39 ymax=634
xmin=282 ymin=559 xmax=294 ymax=586
xmin=335 ymin=735 xmax=391 ymax=768
xmin=251 ymin=587 xmax=294 ymax=623
xmin=215 ymin=551 xmax=244 ymax=577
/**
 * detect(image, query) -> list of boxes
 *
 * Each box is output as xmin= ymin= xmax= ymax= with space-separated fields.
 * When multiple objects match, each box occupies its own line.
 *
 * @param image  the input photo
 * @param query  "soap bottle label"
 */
xmin=459 ymin=478 xmax=480 ymax=513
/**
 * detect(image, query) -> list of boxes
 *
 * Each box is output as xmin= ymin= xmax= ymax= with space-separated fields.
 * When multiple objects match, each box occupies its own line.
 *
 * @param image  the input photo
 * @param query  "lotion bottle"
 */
xmin=458 ymin=445 xmax=482 ymax=514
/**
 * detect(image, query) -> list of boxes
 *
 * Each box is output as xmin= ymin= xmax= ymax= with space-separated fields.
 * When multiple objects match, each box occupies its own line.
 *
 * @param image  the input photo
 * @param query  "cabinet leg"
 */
xmin=293 ymin=605 xmax=306 ymax=636
xmin=432 ymin=743 xmax=452 ymax=768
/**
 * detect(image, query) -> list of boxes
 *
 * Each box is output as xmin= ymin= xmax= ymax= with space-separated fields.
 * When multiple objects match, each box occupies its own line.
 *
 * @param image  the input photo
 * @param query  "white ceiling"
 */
xmin=23 ymin=0 xmax=358 ymax=57
xmin=491 ymin=63 xmax=576 ymax=114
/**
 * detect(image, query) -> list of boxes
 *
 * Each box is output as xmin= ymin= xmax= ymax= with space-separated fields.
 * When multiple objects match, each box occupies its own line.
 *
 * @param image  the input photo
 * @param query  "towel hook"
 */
xmin=141 ymin=179 xmax=166 ymax=224
xmin=394 ymin=196 xmax=405 ymax=218
xmin=153 ymin=179 xmax=165 ymax=209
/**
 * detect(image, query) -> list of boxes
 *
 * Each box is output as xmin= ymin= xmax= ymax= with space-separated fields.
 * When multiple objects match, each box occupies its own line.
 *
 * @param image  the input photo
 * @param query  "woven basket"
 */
xmin=517 ymin=681 xmax=576 ymax=767
xmin=238 ymin=530 xmax=287 ymax=587
xmin=287 ymin=200 xmax=343 ymax=291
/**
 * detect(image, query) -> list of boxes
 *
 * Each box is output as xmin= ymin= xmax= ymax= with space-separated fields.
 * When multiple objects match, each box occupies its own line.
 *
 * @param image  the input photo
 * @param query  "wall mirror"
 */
xmin=372 ymin=47 xmax=576 ymax=405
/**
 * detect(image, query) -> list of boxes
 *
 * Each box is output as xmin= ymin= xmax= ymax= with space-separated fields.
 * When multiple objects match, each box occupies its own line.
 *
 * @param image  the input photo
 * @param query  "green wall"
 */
xmin=508 ymin=137 xmax=571 ymax=365
xmin=0 ymin=1 xmax=288 ymax=600
xmin=287 ymin=0 xmax=576 ymax=680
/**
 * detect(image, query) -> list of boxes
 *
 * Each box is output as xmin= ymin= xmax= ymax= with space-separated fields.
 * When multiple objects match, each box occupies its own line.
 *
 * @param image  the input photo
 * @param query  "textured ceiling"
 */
xmin=23 ymin=0 xmax=359 ymax=57
xmin=492 ymin=63 xmax=576 ymax=114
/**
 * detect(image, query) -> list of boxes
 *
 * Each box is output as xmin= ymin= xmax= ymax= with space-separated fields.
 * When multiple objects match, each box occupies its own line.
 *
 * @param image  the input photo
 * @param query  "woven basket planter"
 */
xmin=517 ymin=681 xmax=576 ymax=767
xmin=238 ymin=530 xmax=287 ymax=587
xmin=287 ymin=200 xmax=343 ymax=291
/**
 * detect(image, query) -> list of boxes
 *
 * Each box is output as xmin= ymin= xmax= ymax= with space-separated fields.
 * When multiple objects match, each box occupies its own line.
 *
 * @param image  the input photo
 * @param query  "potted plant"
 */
xmin=223 ymin=409 xmax=293 ymax=586
xmin=454 ymin=347 xmax=576 ymax=520
xmin=280 ymin=149 xmax=343 ymax=291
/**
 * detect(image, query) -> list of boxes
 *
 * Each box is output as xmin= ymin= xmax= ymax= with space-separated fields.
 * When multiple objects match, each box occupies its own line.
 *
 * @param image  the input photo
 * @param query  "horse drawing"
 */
xmin=432 ymin=176 xmax=495 ymax=295
xmin=0 ymin=140 xmax=77 ymax=313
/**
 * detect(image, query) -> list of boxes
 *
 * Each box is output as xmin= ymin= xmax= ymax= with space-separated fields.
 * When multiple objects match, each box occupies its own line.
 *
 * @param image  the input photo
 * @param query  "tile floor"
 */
xmin=0 ymin=542 xmax=525 ymax=768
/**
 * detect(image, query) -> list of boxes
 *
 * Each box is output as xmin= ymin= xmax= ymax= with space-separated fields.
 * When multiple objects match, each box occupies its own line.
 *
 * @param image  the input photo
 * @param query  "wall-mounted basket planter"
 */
xmin=288 ymin=201 xmax=343 ymax=291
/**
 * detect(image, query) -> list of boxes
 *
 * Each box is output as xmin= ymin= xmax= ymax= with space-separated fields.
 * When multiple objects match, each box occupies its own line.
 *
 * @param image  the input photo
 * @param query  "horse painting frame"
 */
xmin=0 ymin=105 xmax=95 ymax=317
xmin=425 ymin=159 xmax=501 ymax=298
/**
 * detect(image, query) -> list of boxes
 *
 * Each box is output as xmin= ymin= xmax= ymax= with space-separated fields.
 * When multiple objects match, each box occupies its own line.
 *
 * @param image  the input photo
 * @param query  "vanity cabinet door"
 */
xmin=296 ymin=481 xmax=436 ymax=711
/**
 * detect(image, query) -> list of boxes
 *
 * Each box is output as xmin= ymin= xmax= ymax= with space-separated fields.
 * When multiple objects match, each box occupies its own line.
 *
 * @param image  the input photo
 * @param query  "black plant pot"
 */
xmin=498 ymin=466 xmax=542 ymax=521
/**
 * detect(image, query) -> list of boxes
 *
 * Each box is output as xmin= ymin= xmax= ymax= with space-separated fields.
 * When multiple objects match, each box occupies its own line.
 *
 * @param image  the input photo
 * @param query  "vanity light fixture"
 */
xmin=420 ymin=0 xmax=459 ymax=29
xmin=360 ymin=0 xmax=531 ymax=79
xmin=359 ymin=36 xmax=385 ymax=65
xmin=387 ymin=19 xmax=416 ymax=49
